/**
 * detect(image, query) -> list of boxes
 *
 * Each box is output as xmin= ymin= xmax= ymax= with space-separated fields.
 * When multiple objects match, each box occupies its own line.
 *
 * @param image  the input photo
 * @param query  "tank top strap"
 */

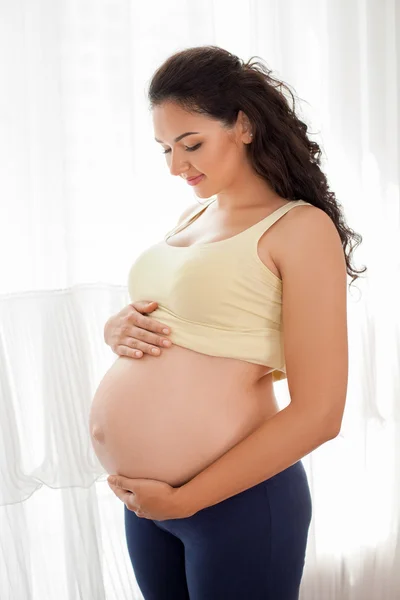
xmin=240 ymin=199 xmax=313 ymax=244
xmin=164 ymin=197 xmax=216 ymax=241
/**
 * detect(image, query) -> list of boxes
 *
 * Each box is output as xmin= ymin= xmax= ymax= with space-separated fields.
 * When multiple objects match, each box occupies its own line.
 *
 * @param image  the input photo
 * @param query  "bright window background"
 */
xmin=0 ymin=1 xmax=399 ymax=599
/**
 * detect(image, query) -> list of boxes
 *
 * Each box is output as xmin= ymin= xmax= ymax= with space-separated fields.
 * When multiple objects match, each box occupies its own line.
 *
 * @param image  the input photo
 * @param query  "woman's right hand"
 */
xmin=104 ymin=301 xmax=172 ymax=358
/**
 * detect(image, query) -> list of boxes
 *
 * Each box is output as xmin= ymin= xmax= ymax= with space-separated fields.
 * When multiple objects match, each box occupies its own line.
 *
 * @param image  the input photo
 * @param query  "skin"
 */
xmin=89 ymin=101 xmax=329 ymax=503
xmin=152 ymin=100 xmax=285 ymax=212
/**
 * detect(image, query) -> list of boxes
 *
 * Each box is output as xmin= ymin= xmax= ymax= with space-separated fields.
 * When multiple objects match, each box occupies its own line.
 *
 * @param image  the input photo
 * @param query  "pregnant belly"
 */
xmin=89 ymin=345 xmax=278 ymax=487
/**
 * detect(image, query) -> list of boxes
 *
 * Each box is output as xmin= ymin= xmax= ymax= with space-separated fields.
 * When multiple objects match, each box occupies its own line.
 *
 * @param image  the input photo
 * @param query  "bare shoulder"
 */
xmin=273 ymin=202 xmax=348 ymax=434
xmin=271 ymin=203 xmax=345 ymax=276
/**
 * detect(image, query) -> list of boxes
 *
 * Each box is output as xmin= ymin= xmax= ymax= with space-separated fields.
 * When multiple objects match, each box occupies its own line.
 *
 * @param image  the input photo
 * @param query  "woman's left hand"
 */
xmin=107 ymin=475 xmax=190 ymax=521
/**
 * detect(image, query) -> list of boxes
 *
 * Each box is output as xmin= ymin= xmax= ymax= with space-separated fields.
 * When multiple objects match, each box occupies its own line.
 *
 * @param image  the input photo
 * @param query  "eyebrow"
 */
xmin=154 ymin=131 xmax=200 ymax=144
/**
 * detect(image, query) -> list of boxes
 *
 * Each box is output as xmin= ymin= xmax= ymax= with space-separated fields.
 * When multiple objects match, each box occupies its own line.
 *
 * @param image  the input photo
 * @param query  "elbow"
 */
xmin=289 ymin=396 xmax=345 ymax=441
xmin=304 ymin=408 xmax=343 ymax=442
xmin=322 ymin=412 xmax=343 ymax=440
xmin=326 ymin=423 xmax=341 ymax=440
xmin=316 ymin=395 xmax=346 ymax=441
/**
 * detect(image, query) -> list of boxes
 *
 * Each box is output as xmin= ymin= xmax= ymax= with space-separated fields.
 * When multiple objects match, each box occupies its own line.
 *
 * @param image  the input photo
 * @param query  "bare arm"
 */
xmin=176 ymin=206 xmax=348 ymax=515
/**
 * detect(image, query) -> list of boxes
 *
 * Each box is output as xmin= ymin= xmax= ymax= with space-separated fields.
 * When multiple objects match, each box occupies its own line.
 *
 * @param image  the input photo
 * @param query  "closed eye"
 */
xmin=162 ymin=143 xmax=202 ymax=155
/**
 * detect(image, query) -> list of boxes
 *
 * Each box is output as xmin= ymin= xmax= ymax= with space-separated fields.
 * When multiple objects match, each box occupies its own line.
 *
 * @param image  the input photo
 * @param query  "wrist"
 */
xmin=174 ymin=481 xmax=201 ymax=518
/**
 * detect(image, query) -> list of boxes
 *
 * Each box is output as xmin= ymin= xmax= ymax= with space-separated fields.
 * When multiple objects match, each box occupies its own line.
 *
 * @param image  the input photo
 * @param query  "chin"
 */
xmin=195 ymin=190 xmax=213 ymax=199
xmin=193 ymin=182 xmax=215 ymax=200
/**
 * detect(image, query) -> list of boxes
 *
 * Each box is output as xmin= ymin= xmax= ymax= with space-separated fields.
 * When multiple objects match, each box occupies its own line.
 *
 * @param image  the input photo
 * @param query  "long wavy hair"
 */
xmin=148 ymin=45 xmax=366 ymax=289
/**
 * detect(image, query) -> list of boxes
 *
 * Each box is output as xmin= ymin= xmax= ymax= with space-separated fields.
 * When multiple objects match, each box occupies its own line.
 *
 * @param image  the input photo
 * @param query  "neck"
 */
xmin=215 ymin=169 xmax=282 ymax=213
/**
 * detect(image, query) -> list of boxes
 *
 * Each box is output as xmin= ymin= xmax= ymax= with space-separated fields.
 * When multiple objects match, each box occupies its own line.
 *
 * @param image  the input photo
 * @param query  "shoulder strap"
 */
xmin=164 ymin=198 xmax=312 ymax=242
xmin=243 ymin=199 xmax=313 ymax=242
xmin=164 ymin=197 xmax=216 ymax=241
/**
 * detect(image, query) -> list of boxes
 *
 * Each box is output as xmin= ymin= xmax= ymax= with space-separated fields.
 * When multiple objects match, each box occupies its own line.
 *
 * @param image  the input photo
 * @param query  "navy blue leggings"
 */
xmin=124 ymin=460 xmax=312 ymax=600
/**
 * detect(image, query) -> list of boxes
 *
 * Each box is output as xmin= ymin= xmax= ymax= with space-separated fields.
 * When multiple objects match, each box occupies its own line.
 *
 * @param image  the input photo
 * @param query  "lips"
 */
xmin=186 ymin=174 xmax=204 ymax=186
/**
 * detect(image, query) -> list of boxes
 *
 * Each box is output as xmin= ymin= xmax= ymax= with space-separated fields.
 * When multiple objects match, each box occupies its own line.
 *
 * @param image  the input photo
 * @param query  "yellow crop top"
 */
xmin=127 ymin=198 xmax=312 ymax=382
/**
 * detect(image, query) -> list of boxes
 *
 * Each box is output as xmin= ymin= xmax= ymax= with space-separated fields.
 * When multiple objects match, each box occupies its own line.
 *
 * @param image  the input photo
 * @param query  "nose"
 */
xmin=168 ymin=150 xmax=189 ymax=177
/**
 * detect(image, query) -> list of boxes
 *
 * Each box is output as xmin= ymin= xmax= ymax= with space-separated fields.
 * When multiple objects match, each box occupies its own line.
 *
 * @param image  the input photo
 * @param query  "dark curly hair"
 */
xmin=148 ymin=45 xmax=366 ymax=290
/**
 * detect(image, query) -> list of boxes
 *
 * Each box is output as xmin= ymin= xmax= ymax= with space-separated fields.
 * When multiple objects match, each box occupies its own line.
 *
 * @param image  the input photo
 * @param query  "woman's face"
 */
xmin=152 ymin=101 xmax=252 ymax=199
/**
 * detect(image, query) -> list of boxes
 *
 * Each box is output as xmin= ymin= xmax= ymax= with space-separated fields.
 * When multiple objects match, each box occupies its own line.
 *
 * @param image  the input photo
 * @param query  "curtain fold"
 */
xmin=1 ymin=0 xmax=399 ymax=598
xmin=0 ymin=284 xmax=128 ymax=506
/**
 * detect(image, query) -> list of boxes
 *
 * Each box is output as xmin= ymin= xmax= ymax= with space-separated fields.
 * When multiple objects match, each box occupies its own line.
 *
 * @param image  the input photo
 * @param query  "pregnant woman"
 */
xmin=89 ymin=45 xmax=364 ymax=599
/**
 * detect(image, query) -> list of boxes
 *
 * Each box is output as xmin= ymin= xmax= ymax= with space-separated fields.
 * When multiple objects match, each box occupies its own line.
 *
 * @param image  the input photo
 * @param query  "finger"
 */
xmin=130 ymin=325 xmax=172 ymax=346
xmin=124 ymin=494 xmax=143 ymax=515
xmin=113 ymin=341 xmax=166 ymax=359
xmin=132 ymin=300 xmax=159 ymax=313
xmin=113 ymin=328 xmax=172 ymax=358
xmin=113 ymin=344 xmax=147 ymax=359
xmin=126 ymin=494 xmax=138 ymax=510
xmin=109 ymin=475 xmax=136 ymax=492
xmin=133 ymin=312 xmax=171 ymax=336
xmin=129 ymin=304 xmax=170 ymax=336
xmin=128 ymin=329 xmax=172 ymax=353
xmin=108 ymin=475 xmax=123 ymax=488
xmin=108 ymin=483 xmax=129 ymax=503
xmin=109 ymin=485 xmax=139 ymax=514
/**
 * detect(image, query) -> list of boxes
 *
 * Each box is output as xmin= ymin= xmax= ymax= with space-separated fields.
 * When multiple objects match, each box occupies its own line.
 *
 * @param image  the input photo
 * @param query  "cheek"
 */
xmin=210 ymin=144 xmax=242 ymax=181
xmin=202 ymin=142 xmax=235 ymax=175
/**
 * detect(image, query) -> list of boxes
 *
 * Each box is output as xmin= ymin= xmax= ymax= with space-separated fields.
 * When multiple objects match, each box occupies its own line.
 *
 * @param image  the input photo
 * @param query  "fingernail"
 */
xmin=162 ymin=328 xmax=169 ymax=334
xmin=162 ymin=340 xmax=171 ymax=347
xmin=152 ymin=348 xmax=160 ymax=355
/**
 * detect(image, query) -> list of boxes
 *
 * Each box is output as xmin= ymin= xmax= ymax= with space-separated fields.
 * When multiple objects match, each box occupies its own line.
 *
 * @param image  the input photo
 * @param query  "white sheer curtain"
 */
xmin=1 ymin=0 xmax=399 ymax=598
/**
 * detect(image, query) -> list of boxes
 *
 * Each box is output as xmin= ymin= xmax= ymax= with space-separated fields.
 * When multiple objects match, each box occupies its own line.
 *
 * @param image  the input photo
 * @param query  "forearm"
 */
xmin=177 ymin=404 xmax=339 ymax=515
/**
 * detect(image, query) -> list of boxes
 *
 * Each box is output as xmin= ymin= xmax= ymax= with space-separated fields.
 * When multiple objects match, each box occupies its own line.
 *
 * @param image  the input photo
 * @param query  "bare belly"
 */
xmin=88 ymin=344 xmax=280 ymax=487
